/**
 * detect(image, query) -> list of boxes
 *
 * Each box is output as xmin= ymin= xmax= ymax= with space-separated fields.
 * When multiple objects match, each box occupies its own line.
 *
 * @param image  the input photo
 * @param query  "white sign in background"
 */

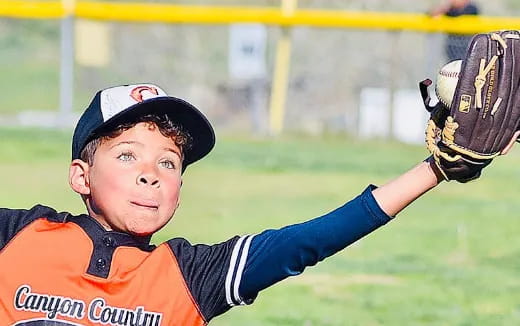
xmin=359 ymin=87 xmax=430 ymax=144
xmin=229 ymin=24 xmax=267 ymax=80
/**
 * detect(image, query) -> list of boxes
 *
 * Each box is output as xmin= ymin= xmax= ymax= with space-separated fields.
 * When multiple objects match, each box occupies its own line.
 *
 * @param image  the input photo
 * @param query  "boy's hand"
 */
xmin=419 ymin=30 xmax=520 ymax=183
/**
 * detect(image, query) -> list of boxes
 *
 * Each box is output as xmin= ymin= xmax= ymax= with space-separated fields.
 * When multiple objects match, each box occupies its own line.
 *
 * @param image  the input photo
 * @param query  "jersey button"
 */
xmin=96 ymin=258 xmax=107 ymax=270
xmin=103 ymin=236 xmax=115 ymax=247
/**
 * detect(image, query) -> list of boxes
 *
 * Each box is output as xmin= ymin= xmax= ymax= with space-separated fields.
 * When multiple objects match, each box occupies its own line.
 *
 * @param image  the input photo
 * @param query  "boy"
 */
xmin=0 ymin=83 xmax=447 ymax=326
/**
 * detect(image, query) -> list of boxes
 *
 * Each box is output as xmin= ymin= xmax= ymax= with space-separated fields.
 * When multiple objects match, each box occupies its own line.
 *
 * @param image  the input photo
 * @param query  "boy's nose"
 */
xmin=137 ymin=173 xmax=160 ymax=187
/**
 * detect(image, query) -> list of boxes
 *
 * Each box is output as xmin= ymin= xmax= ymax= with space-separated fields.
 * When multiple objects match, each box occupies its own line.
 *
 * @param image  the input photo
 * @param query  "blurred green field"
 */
xmin=1 ymin=127 xmax=520 ymax=325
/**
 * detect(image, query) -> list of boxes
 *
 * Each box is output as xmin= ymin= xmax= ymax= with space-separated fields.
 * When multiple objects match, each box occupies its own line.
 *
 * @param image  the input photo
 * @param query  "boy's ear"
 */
xmin=69 ymin=159 xmax=91 ymax=195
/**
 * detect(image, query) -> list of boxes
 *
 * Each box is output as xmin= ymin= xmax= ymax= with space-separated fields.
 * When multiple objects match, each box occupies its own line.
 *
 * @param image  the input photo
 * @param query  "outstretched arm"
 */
xmin=233 ymin=156 xmax=444 ymax=305
xmin=372 ymin=156 xmax=444 ymax=217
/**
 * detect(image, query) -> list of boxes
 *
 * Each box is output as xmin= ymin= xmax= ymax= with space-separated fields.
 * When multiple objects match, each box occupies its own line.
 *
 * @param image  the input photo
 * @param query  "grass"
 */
xmin=1 ymin=127 xmax=520 ymax=325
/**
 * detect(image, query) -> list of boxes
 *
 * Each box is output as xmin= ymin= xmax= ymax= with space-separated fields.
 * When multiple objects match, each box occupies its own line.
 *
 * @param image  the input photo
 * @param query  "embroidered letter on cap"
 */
xmin=130 ymin=86 xmax=159 ymax=103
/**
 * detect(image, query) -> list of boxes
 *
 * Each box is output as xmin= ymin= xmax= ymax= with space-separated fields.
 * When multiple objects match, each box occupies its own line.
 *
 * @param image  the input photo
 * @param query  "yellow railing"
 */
xmin=3 ymin=0 xmax=518 ymax=133
xmin=0 ymin=0 xmax=64 ymax=18
xmin=2 ymin=0 xmax=520 ymax=34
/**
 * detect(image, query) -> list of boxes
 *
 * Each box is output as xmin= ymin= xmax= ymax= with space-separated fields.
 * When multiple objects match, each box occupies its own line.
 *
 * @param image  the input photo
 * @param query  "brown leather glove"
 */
xmin=420 ymin=30 xmax=520 ymax=183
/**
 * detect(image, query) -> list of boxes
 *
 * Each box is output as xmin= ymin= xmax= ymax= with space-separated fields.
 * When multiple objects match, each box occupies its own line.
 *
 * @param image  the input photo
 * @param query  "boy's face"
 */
xmin=70 ymin=122 xmax=183 ymax=236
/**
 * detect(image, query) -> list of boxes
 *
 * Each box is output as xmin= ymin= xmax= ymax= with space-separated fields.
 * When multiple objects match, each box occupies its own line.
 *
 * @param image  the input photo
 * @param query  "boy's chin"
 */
xmin=123 ymin=219 xmax=169 ymax=237
xmin=125 ymin=225 xmax=160 ymax=237
xmin=127 ymin=229 xmax=154 ymax=237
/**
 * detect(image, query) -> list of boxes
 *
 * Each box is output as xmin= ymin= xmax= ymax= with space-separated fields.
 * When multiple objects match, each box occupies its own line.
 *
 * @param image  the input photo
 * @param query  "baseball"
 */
xmin=435 ymin=60 xmax=462 ymax=108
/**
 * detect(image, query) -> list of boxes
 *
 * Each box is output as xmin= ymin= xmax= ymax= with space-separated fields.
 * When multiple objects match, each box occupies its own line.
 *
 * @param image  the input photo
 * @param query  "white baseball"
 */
xmin=435 ymin=60 xmax=462 ymax=108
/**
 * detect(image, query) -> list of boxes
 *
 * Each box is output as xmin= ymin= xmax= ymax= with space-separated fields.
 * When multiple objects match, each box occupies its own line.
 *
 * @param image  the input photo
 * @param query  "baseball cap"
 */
xmin=71 ymin=83 xmax=215 ymax=169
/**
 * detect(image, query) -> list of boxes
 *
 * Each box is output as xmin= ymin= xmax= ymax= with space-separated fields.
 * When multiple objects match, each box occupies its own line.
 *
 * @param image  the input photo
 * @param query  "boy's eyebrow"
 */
xmin=163 ymin=147 xmax=183 ymax=158
xmin=110 ymin=141 xmax=142 ymax=149
xmin=110 ymin=141 xmax=182 ymax=157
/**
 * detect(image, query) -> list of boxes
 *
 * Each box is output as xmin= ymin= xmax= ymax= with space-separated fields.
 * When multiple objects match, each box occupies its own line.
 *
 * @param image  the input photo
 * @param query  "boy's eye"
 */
xmin=160 ymin=160 xmax=176 ymax=169
xmin=117 ymin=152 xmax=135 ymax=161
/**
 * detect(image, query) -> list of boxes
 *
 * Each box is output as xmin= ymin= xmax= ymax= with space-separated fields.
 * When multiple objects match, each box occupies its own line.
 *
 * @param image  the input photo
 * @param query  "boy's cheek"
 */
xmin=91 ymin=176 xmax=128 ymax=205
xmin=165 ymin=188 xmax=181 ymax=211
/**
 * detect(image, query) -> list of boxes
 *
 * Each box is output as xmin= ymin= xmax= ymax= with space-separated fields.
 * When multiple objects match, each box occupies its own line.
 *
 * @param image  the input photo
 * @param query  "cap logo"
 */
xmin=99 ymin=84 xmax=167 ymax=122
xmin=130 ymin=86 xmax=159 ymax=103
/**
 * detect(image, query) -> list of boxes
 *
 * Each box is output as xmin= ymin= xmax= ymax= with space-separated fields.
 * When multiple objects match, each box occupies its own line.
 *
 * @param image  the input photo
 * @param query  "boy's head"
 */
xmin=68 ymin=84 xmax=215 ymax=236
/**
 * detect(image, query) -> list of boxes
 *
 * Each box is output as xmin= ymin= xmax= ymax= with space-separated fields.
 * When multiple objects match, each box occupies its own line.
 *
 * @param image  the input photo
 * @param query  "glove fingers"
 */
xmin=447 ymin=31 xmax=520 ymax=158
xmin=488 ymin=32 xmax=520 ymax=152
xmin=422 ymin=30 xmax=520 ymax=182
xmin=447 ymin=33 xmax=495 ymax=155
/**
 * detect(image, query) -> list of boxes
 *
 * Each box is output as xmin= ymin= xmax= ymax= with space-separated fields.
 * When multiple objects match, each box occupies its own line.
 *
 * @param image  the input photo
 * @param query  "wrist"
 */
xmin=425 ymin=156 xmax=446 ymax=185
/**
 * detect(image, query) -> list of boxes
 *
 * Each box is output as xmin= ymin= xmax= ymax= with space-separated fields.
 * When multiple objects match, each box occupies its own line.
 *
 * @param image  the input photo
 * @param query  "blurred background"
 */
xmin=4 ymin=0 xmax=518 ymax=138
xmin=2 ymin=0 xmax=520 ymax=325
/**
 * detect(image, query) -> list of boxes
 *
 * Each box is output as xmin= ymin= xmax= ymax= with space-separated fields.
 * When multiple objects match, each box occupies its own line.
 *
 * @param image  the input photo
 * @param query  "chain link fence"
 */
xmin=0 ymin=0 xmax=510 ymax=140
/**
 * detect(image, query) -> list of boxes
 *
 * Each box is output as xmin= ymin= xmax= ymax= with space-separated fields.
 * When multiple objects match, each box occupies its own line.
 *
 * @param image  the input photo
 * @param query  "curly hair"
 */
xmin=79 ymin=113 xmax=193 ymax=166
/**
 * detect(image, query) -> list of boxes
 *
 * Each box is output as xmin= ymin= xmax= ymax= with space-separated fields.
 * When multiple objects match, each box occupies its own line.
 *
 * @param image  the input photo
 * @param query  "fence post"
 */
xmin=58 ymin=0 xmax=75 ymax=126
xmin=268 ymin=0 xmax=297 ymax=135
xmin=387 ymin=31 xmax=400 ymax=140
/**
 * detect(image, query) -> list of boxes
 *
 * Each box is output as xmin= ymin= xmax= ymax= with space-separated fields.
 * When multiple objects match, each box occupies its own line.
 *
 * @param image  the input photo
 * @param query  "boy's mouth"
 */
xmin=130 ymin=200 xmax=159 ymax=210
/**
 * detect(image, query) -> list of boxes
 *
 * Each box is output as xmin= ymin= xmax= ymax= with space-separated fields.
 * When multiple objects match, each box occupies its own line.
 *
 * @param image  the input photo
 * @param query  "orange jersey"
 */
xmin=0 ymin=206 xmax=253 ymax=326
xmin=1 ymin=187 xmax=393 ymax=325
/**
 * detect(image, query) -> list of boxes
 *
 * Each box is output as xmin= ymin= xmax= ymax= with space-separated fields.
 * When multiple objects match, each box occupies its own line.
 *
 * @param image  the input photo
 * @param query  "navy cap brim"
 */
xmin=82 ymin=96 xmax=215 ymax=168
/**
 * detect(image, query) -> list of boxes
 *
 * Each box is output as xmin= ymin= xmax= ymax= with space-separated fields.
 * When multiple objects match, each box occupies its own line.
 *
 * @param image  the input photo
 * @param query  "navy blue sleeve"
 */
xmin=237 ymin=185 xmax=391 ymax=304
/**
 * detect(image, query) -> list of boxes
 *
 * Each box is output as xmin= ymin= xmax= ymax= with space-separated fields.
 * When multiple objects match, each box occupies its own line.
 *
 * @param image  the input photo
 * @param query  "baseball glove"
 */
xmin=420 ymin=30 xmax=520 ymax=183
